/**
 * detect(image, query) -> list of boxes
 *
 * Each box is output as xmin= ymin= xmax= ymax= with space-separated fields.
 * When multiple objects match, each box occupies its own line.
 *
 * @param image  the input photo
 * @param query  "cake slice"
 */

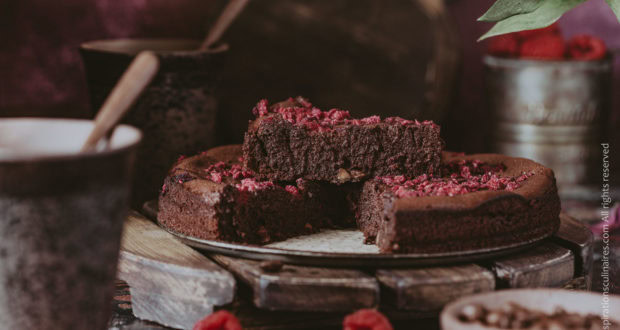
xmin=357 ymin=152 xmax=561 ymax=253
xmin=158 ymin=145 xmax=356 ymax=244
xmin=242 ymin=97 xmax=443 ymax=184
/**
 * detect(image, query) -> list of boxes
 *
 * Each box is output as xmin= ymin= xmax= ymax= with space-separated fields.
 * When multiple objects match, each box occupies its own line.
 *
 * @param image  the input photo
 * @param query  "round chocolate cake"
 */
xmin=158 ymin=146 xmax=560 ymax=253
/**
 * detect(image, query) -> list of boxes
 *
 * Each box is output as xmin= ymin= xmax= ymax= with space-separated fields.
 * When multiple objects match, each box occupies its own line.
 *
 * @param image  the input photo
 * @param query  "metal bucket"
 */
xmin=484 ymin=55 xmax=612 ymax=187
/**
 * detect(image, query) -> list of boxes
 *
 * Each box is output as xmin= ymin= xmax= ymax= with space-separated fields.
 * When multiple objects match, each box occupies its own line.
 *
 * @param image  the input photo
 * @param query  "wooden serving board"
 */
xmin=117 ymin=212 xmax=235 ymax=329
xmin=116 ymin=211 xmax=592 ymax=329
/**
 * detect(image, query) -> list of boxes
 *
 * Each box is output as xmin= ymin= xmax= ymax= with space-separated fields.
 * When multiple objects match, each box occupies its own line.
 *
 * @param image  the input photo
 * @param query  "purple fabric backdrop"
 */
xmin=1 ymin=0 xmax=217 ymax=117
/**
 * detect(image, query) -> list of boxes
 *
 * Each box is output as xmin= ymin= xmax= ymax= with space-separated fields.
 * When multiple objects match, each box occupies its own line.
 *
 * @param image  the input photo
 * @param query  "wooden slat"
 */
xmin=376 ymin=264 xmax=495 ymax=312
xmin=552 ymin=213 xmax=594 ymax=288
xmin=212 ymin=255 xmax=379 ymax=312
xmin=118 ymin=212 xmax=236 ymax=329
xmin=491 ymin=242 xmax=574 ymax=288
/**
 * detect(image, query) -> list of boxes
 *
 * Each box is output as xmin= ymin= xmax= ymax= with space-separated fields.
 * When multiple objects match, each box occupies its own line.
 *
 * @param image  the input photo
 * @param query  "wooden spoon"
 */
xmin=81 ymin=51 xmax=159 ymax=152
xmin=199 ymin=0 xmax=250 ymax=51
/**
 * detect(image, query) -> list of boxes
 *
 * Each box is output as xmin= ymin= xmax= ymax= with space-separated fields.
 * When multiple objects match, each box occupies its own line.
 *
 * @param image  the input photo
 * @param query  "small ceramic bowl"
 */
xmin=441 ymin=288 xmax=620 ymax=330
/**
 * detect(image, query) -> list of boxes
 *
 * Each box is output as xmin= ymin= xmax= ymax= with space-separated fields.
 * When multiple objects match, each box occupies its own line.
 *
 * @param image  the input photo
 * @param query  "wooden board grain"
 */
xmin=118 ymin=212 xmax=236 ymax=329
xmin=491 ymin=242 xmax=575 ymax=289
xmin=376 ymin=264 xmax=495 ymax=313
xmin=211 ymin=255 xmax=379 ymax=312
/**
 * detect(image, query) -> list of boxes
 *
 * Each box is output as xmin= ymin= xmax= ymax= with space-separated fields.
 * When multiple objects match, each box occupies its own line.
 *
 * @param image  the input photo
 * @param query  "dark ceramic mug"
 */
xmin=0 ymin=118 xmax=141 ymax=329
xmin=80 ymin=39 xmax=224 ymax=206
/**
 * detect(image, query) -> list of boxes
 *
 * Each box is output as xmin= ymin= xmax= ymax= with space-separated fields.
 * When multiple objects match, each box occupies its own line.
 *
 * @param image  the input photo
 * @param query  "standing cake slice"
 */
xmin=242 ymin=97 xmax=443 ymax=184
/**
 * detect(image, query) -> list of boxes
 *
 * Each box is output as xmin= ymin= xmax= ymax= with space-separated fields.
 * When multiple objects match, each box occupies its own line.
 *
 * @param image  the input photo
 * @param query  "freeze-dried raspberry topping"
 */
xmin=252 ymin=97 xmax=437 ymax=131
xmin=378 ymin=160 xmax=533 ymax=198
xmin=204 ymin=162 xmax=255 ymax=183
xmin=236 ymin=178 xmax=275 ymax=192
xmin=202 ymin=161 xmax=304 ymax=194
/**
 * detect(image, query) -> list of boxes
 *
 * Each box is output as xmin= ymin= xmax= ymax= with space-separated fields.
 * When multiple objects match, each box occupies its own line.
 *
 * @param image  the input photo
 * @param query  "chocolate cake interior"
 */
xmin=242 ymin=97 xmax=443 ymax=183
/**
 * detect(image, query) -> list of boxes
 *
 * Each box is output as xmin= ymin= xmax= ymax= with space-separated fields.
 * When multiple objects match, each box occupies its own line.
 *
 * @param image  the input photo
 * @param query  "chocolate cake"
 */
xmin=159 ymin=145 xmax=560 ymax=254
xmin=357 ymin=152 xmax=561 ymax=253
xmin=158 ymin=145 xmax=356 ymax=244
xmin=242 ymin=97 xmax=443 ymax=184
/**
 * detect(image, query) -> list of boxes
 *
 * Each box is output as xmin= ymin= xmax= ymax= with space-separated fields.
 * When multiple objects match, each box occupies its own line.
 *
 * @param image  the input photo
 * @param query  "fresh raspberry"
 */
xmin=343 ymin=309 xmax=393 ymax=330
xmin=568 ymin=34 xmax=607 ymax=60
xmin=193 ymin=310 xmax=242 ymax=330
xmin=519 ymin=34 xmax=566 ymax=60
xmin=515 ymin=22 xmax=560 ymax=39
xmin=487 ymin=34 xmax=519 ymax=57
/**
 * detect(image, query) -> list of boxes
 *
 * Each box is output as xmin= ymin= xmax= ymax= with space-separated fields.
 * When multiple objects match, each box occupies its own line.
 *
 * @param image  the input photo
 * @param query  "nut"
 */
xmin=337 ymin=168 xmax=351 ymax=182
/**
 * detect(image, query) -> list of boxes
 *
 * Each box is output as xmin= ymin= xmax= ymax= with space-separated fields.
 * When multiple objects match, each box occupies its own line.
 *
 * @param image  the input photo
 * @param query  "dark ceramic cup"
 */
xmin=0 ymin=118 xmax=141 ymax=329
xmin=80 ymin=39 xmax=224 ymax=206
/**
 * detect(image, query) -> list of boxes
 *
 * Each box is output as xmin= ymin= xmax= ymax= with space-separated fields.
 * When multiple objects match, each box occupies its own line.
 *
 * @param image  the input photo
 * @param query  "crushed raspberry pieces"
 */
xmin=193 ymin=310 xmax=242 ymax=330
xmin=203 ymin=161 xmax=308 ymax=194
xmin=378 ymin=160 xmax=532 ymax=198
xmin=235 ymin=178 xmax=275 ymax=192
xmin=251 ymin=98 xmax=436 ymax=131
xmin=210 ymin=172 xmax=223 ymax=183
xmin=568 ymin=34 xmax=607 ymax=60
xmin=343 ymin=309 xmax=393 ymax=330
xmin=285 ymin=185 xmax=300 ymax=196
xmin=252 ymin=99 xmax=269 ymax=117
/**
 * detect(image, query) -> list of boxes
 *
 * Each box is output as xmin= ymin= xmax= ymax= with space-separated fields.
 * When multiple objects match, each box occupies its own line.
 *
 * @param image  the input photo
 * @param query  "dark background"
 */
xmin=2 ymin=0 xmax=619 ymax=165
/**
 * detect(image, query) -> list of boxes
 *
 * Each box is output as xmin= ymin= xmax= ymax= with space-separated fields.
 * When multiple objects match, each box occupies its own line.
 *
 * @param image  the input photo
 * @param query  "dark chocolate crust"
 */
xmin=357 ymin=152 xmax=561 ymax=253
xmin=242 ymin=114 xmax=442 ymax=184
xmin=157 ymin=145 xmax=355 ymax=245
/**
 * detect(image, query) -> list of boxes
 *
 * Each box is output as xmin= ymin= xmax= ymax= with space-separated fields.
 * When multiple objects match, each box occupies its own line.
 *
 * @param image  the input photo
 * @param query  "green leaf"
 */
xmin=605 ymin=0 xmax=620 ymax=22
xmin=478 ymin=0 xmax=544 ymax=22
xmin=479 ymin=0 xmax=586 ymax=41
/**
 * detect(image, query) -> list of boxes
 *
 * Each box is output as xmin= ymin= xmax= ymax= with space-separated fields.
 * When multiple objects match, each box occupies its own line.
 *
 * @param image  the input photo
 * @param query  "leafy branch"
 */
xmin=479 ymin=0 xmax=620 ymax=40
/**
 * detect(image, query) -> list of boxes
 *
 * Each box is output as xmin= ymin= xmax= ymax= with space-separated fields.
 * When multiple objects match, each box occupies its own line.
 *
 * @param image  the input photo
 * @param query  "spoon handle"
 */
xmin=81 ymin=51 xmax=159 ymax=152
xmin=200 ymin=0 xmax=250 ymax=51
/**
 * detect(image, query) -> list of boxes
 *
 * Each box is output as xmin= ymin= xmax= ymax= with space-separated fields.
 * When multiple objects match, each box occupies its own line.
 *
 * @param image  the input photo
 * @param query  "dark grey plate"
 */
xmin=146 ymin=198 xmax=552 ymax=268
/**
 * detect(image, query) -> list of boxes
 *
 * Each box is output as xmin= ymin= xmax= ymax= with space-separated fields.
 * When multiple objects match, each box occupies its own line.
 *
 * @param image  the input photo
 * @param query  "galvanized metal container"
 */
xmin=484 ymin=55 xmax=612 ymax=187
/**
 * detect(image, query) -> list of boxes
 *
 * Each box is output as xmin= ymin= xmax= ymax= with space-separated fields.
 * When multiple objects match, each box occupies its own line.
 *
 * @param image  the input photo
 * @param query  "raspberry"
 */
xmin=568 ymin=34 xmax=607 ymax=60
xmin=343 ymin=309 xmax=393 ymax=330
xmin=519 ymin=34 xmax=565 ymax=60
xmin=193 ymin=310 xmax=242 ymax=330
xmin=515 ymin=22 xmax=560 ymax=39
xmin=487 ymin=34 xmax=519 ymax=57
